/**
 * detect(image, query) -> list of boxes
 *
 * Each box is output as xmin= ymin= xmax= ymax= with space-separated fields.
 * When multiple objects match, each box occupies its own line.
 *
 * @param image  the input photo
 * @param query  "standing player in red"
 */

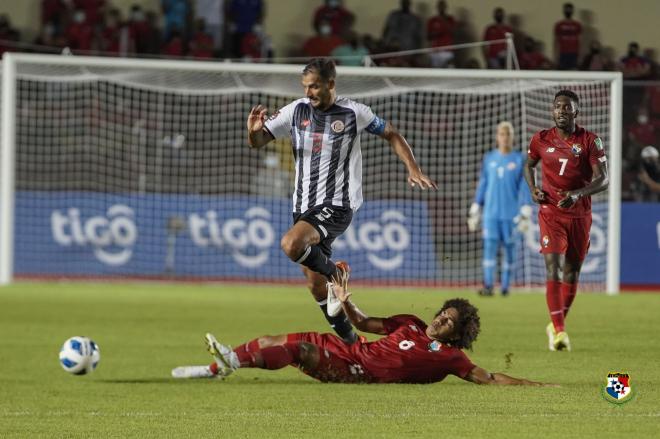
xmin=172 ymin=272 xmax=552 ymax=386
xmin=524 ymin=90 xmax=609 ymax=351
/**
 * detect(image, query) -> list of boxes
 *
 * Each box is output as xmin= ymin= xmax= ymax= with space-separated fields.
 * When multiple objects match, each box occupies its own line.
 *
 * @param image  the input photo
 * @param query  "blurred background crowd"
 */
xmin=0 ymin=0 xmax=658 ymax=201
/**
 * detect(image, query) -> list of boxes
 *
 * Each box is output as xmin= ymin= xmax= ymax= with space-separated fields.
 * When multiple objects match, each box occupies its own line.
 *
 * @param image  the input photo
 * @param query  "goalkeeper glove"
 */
xmin=467 ymin=202 xmax=481 ymax=232
xmin=514 ymin=204 xmax=533 ymax=233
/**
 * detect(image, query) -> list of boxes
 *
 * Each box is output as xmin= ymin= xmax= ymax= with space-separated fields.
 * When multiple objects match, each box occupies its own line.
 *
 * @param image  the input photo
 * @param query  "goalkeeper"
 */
xmin=467 ymin=121 xmax=532 ymax=296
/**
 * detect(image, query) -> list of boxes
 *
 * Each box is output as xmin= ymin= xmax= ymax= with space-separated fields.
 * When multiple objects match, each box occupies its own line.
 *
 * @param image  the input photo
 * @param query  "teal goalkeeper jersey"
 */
xmin=474 ymin=149 xmax=531 ymax=220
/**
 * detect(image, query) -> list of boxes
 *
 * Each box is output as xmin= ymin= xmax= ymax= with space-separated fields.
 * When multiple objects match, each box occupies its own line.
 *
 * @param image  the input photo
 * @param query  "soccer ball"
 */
xmin=59 ymin=336 xmax=101 ymax=375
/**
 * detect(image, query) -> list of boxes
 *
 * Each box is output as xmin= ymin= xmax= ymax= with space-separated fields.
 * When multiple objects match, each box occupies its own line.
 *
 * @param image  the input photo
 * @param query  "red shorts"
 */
xmin=286 ymin=332 xmax=373 ymax=383
xmin=538 ymin=210 xmax=592 ymax=262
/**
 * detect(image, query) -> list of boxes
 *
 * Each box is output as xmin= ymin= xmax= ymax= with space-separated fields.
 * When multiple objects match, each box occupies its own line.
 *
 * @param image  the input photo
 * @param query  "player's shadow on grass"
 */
xmin=99 ymin=378 xmax=317 ymax=385
xmin=100 ymin=378 xmax=181 ymax=384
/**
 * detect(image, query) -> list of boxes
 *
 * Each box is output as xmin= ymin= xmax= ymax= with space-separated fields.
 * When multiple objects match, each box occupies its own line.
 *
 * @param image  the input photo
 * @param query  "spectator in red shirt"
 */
xmin=313 ymin=0 xmax=354 ymax=38
xmin=643 ymin=83 xmax=660 ymax=120
xmin=553 ymin=2 xmax=581 ymax=70
xmin=128 ymin=5 xmax=153 ymax=54
xmin=302 ymin=19 xmax=344 ymax=57
xmin=42 ymin=0 xmax=67 ymax=31
xmin=66 ymin=8 xmax=94 ymax=52
xmin=98 ymin=8 xmax=123 ymax=54
xmin=619 ymin=42 xmax=652 ymax=80
xmin=426 ymin=0 xmax=457 ymax=68
xmin=627 ymin=109 xmax=657 ymax=148
xmin=483 ymin=7 xmax=513 ymax=69
xmin=189 ymin=18 xmax=215 ymax=59
xmin=163 ymin=28 xmax=185 ymax=57
xmin=74 ymin=0 xmax=106 ymax=29
xmin=519 ymin=37 xmax=552 ymax=70
xmin=239 ymin=24 xmax=272 ymax=61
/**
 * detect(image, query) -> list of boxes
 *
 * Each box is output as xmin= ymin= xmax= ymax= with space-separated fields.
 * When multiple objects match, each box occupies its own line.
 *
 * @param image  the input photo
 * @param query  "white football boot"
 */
xmin=205 ymin=333 xmax=240 ymax=377
xmin=326 ymin=282 xmax=343 ymax=317
xmin=546 ymin=322 xmax=556 ymax=351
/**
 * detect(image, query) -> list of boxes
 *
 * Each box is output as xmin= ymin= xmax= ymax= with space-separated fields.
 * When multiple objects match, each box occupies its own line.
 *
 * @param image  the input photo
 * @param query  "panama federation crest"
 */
xmin=428 ymin=340 xmax=443 ymax=352
xmin=542 ymin=235 xmax=550 ymax=248
xmin=602 ymin=372 xmax=633 ymax=404
xmin=571 ymin=144 xmax=582 ymax=156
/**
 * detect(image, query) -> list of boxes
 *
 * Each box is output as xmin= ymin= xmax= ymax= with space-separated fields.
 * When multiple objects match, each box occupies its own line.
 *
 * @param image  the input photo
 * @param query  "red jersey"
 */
xmin=519 ymin=51 xmax=547 ymax=70
xmin=426 ymin=15 xmax=456 ymax=48
xmin=627 ymin=121 xmax=657 ymax=146
xmin=483 ymin=24 xmax=512 ymax=57
xmin=313 ymin=6 xmax=353 ymax=36
xmin=528 ymin=125 xmax=606 ymax=218
xmin=554 ymin=19 xmax=581 ymax=54
xmin=66 ymin=22 xmax=94 ymax=51
xmin=349 ymin=315 xmax=475 ymax=384
xmin=647 ymin=85 xmax=660 ymax=114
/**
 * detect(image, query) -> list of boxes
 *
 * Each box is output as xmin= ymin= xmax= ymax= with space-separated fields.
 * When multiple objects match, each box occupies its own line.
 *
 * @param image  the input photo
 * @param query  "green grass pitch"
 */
xmin=1 ymin=282 xmax=659 ymax=438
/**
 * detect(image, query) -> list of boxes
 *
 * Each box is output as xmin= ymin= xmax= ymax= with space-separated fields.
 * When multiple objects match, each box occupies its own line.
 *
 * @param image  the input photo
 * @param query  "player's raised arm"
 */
xmin=380 ymin=122 xmax=438 ymax=190
xmin=331 ymin=272 xmax=387 ymax=335
xmin=247 ymin=105 xmax=274 ymax=148
xmin=464 ymin=365 xmax=557 ymax=387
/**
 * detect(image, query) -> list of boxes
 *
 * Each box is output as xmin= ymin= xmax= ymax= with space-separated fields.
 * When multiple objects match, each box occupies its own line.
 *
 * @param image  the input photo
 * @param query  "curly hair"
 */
xmin=435 ymin=298 xmax=480 ymax=350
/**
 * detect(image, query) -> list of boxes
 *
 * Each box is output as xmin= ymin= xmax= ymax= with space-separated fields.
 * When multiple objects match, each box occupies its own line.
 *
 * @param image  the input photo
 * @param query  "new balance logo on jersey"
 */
xmin=547 ymin=147 xmax=555 ymax=153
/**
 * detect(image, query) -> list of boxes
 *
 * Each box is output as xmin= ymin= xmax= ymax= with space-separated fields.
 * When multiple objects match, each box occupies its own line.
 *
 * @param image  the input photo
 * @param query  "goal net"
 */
xmin=0 ymin=54 xmax=621 ymax=292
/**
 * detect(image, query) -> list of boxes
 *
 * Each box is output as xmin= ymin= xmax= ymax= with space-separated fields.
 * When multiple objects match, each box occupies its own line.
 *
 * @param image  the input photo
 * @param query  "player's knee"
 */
xmin=563 ymin=270 xmax=580 ymax=284
xmin=280 ymin=234 xmax=304 ymax=260
xmin=257 ymin=335 xmax=280 ymax=349
xmin=297 ymin=342 xmax=320 ymax=369
xmin=545 ymin=262 xmax=560 ymax=280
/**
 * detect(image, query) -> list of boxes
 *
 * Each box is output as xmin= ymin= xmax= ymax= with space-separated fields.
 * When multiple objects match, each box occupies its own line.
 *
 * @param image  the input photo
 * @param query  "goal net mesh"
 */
xmin=5 ymin=61 xmax=611 ymax=290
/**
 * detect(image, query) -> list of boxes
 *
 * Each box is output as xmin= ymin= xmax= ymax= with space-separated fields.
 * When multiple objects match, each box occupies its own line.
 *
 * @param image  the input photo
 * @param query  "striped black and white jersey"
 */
xmin=264 ymin=96 xmax=386 ymax=214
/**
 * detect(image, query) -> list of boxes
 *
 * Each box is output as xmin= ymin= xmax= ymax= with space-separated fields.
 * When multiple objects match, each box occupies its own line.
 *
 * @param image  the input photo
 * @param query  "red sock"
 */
xmin=546 ymin=280 xmax=565 ymax=332
xmin=561 ymin=282 xmax=578 ymax=318
xmin=233 ymin=342 xmax=301 ymax=370
xmin=232 ymin=338 xmax=262 ymax=367
xmin=233 ymin=338 xmax=261 ymax=356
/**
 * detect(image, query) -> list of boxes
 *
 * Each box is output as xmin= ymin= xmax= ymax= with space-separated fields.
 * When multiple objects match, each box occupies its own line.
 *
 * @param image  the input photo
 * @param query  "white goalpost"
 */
xmin=0 ymin=53 xmax=622 ymax=294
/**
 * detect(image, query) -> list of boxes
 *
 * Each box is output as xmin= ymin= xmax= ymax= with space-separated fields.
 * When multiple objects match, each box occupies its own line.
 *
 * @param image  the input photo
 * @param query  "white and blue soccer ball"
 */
xmin=59 ymin=336 xmax=100 ymax=375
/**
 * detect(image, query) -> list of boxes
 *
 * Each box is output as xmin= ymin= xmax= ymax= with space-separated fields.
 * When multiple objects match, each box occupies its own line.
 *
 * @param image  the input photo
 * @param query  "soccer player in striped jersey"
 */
xmin=468 ymin=122 xmax=532 ymax=297
xmin=246 ymin=58 xmax=437 ymax=344
xmin=524 ymin=90 xmax=609 ymax=351
xmin=172 ymin=272 xmax=554 ymax=387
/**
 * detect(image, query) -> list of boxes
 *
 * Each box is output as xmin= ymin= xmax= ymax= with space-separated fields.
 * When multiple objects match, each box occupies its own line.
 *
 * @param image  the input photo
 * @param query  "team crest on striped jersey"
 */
xmin=331 ymin=120 xmax=345 ymax=133
xmin=602 ymin=372 xmax=634 ymax=404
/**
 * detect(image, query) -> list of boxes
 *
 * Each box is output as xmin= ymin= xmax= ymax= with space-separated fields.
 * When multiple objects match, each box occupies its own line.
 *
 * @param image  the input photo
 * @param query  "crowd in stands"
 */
xmin=0 ymin=0 xmax=659 ymax=200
